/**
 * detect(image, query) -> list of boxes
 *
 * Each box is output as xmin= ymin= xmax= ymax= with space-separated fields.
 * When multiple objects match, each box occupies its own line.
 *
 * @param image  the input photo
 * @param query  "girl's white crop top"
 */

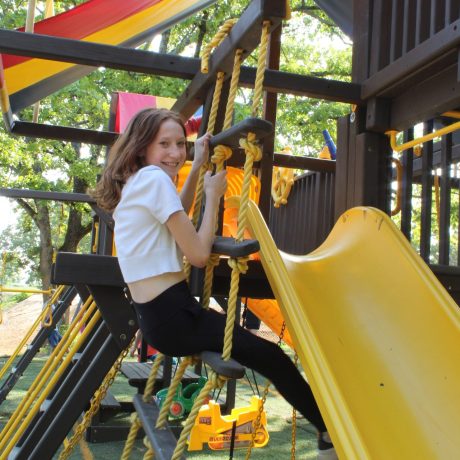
xmin=113 ymin=166 xmax=184 ymax=283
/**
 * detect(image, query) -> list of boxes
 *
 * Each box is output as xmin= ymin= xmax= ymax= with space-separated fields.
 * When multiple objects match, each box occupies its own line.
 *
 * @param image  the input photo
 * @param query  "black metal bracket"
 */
xmin=209 ymin=117 xmax=273 ymax=150
xmin=212 ymin=236 xmax=260 ymax=258
xmin=200 ymin=351 xmax=245 ymax=379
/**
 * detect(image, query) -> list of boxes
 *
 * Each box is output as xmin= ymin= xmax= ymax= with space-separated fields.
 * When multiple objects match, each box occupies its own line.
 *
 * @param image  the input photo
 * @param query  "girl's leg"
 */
xmin=146 ymin=306 xmax=326 ymax=432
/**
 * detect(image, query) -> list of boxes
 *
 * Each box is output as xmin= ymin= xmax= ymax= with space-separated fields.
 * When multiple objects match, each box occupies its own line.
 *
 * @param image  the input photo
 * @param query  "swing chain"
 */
xmin=59 ymin=338 xmax=133 ymax=460
xmin=245 ymin=322 xmax=287 ymax=459
xmin=290 ymin=352 xmax=299 ymax=459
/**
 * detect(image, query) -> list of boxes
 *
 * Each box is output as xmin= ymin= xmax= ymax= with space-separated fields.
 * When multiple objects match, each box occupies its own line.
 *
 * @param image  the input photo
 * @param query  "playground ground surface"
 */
xmin=0 ymin=297 xmax=319 ymax=459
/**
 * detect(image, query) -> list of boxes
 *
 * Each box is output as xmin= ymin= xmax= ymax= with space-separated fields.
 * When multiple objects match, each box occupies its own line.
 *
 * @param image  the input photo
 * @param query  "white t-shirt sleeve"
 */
xmin=135 ymin=167 xmax=183 ymax=223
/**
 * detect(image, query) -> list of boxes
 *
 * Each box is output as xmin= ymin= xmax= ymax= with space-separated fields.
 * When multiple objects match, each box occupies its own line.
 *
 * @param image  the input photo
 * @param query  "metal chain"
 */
xmin=245 ymin=322 xmax=287 ymax=460
xmin=58 ymin=339 xmax=134 ymax=460
xmin=291 ymin=352 xmax=299 ymax=459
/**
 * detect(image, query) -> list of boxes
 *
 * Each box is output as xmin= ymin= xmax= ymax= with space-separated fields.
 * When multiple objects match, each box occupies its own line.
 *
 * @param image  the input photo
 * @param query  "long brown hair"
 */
xmin=93 ymin=108 xmax=186 ymax=211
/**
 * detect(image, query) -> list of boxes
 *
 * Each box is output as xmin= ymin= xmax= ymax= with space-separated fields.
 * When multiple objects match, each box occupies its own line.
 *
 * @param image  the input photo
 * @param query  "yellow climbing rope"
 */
xmin=121 ymin=353 xmax=165 ymax=460
xmin=168 ymin=19 xmax=272 ymax=460
xmin=272 ymin=147 xmax=295 ymax=208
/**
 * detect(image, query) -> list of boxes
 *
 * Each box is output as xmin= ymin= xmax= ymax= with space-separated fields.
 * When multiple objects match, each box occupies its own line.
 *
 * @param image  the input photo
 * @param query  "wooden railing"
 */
xmin=269 ymin=170 xmax=335 ymax=255
xmin=362 ymin=0 xmax=460 ymax=100
xmin=394 ymin=119 xmax=460 ymax=265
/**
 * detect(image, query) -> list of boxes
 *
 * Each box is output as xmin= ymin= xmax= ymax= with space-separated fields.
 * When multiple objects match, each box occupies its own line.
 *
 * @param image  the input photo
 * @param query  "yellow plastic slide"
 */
xmin=232 ymin=198 xmax=460 ymax=460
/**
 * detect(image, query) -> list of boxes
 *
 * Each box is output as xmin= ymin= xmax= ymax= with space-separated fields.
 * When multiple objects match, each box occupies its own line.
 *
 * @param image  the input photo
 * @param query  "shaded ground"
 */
xmin=0 ymin=294 xmax=43 ymax=356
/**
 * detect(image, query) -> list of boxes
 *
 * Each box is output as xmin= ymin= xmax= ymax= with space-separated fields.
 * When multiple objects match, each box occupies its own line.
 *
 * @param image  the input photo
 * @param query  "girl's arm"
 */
xmin=179 ymin=133 xmax=211 ymax=214
xmin=167 ymin=170 xmax=227 ymax=267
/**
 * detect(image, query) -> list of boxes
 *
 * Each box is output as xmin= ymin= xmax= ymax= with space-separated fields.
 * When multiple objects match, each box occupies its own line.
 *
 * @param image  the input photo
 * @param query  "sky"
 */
xmin=0 ymin=197 xmax=17 ymax=232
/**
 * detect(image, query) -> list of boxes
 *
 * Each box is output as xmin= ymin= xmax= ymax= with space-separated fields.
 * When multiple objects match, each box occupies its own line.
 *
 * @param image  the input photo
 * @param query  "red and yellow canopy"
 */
xmin=1 ymin=0 xmax=214 ymax=113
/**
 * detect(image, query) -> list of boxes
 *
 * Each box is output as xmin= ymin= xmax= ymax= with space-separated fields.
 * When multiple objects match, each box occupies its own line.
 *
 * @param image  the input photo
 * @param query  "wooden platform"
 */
xmin=121 ymin=361 xmax=200 ymax=394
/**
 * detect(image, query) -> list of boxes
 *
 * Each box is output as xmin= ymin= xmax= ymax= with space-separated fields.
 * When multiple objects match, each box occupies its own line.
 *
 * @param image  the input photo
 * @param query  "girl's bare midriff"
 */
xmin=128 ymin=270 xmax=185 ymax=303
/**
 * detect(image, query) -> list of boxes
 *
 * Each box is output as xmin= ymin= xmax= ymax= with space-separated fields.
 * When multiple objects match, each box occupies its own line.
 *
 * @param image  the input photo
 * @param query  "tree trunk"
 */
xmin=194 ymin=11 xmax=208 ymax=58
xmin=159 ymin=29 xmax=171 ymax=53
xmin=34 ymin=200 xmax=53 ymax=303
xmin=60 ymin=176 xmax=92 ymax=253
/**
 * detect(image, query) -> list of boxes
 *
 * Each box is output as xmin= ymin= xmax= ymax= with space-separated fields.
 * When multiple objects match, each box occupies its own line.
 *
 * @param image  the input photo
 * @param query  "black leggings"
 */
xmin=133 ymin=281 xmax=326 ymax=432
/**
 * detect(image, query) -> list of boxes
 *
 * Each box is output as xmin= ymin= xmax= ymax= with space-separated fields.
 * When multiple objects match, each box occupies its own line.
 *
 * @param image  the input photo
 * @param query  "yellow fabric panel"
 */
xmin=154 ymin=96 xmax=175 ymax=109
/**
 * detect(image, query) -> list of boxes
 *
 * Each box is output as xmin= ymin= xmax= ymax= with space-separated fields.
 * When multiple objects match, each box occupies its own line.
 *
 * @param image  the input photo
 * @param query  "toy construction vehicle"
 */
xmin=188 ymin=395 xmax=269 ymax=451
xmin=156 ymin=376 xmax=208 ymax=419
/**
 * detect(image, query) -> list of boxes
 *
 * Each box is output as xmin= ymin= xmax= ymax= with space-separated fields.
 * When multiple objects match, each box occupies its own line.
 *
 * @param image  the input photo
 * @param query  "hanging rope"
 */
xmin=155 ymin=356 xmax=197 ymax=428
xmin=201 ymin=19 xmax=238 ymax=74
xmin=168 ymin=18 xmax=272 ymax=460
xmin=121 ymin=353 xmax=165 ymax=460
xmin=184 ymin=20 xmax=238 ymax=282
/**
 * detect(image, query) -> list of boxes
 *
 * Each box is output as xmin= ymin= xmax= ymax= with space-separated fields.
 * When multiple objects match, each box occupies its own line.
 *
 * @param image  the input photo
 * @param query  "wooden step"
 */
xmin=132 ymin=394 xmax=185 ymax=460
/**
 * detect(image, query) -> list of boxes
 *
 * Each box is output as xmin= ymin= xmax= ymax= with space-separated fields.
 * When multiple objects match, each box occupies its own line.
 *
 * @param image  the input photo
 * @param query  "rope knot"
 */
xmin=130 ymin=412 xmax=142 ymax=427
xmin=211 ymin=145 xmax=232 ymax=166
xmin=209 ymin=370 xmax=227 ymax=389
xmin=208 ymin=254 xmax=221 ymax=267
xmin=239 ymin=137 xmax=262 ymax=162
xmin=228 ymin=256 xmax=249 ymax=274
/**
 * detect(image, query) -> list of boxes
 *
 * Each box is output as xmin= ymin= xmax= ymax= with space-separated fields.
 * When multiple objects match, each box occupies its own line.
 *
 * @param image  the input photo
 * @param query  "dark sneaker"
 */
xmin=317 ymin=432 xmax=338 ymax=460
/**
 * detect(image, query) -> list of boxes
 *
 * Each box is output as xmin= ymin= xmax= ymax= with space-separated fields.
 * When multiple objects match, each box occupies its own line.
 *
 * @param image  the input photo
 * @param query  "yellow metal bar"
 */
xmin=0 ymin=285 xmax=64 ymax=382
xmin=91 ymin=222 xmax=99 ymax=253
xmin=386 ymin=119 xmax=460 ymax=153
xmin=0 ymin=298 xmax=96 ymax=448
xmin=1 ymin=307 xmax=101 ymax=458
xmin=0 ymin=286 xmax=53 ymax=294
xmin=443 ymin=111 xmax=460 ymax=119
xmin=0 ymin=297 xmax=96 ymax=448
xmin=0 ymin=296 xmax=95 ymax=444
xmin=390 ymin=158 xmax=403 ymax=216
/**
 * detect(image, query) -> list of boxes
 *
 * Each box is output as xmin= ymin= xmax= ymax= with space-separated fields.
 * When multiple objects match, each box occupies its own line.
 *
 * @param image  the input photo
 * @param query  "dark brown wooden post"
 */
xmin=259 ymin=23 xmax=282 ymax=224
xmin=334 ymin=0 xmax=393 ymax=219
xmin=401 ymin=128 xmax=414 ymax=240
xmin=439 ymin=132 xmax=452 ymax=264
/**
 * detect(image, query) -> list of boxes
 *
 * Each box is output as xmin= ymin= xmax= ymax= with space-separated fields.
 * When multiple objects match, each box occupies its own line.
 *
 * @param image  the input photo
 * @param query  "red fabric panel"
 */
xmin=115 ymin=92 xmax=202 ymax=135
xmin=3 ymin=0 xmax=162 ymax=69
xmin=185 ymin=116 xmax=202 ymax=136
xmin=115 ymin=92 xmax=157 ymax=133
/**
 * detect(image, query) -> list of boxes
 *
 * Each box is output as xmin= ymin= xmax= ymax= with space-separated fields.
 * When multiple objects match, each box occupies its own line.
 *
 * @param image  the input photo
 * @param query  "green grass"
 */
xmin=0 ymin=354 xmax=317 ymax=459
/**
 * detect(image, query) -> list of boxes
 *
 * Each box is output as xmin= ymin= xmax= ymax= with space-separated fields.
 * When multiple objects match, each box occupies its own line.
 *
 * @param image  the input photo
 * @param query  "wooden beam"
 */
xmin=390 ymin=62 xmax=460 ymax=131
xmin=11 ymin=120 xmax=117 ymax=145
xmin=240 ymin=67 xmax=362 ymax=104
xmin=0 ymin=187 xmax=94 ymax=202
xmin=0 ymin=29 xmax=200 ymax=79
xmin=273 ymin=153 xmax=336 ymax=173
xmin=53 ymin=252 xmax=124 ymax=287
xmin=172 ymin=0 xmax=287 ymax=118
xmin=0 ymin=28 xmax=361 ymax=113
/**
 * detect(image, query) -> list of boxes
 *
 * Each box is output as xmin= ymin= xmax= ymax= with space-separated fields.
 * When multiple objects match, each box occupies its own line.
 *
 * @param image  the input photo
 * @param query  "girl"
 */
xmin=94 ymin=108 xmax=336 ymax=459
